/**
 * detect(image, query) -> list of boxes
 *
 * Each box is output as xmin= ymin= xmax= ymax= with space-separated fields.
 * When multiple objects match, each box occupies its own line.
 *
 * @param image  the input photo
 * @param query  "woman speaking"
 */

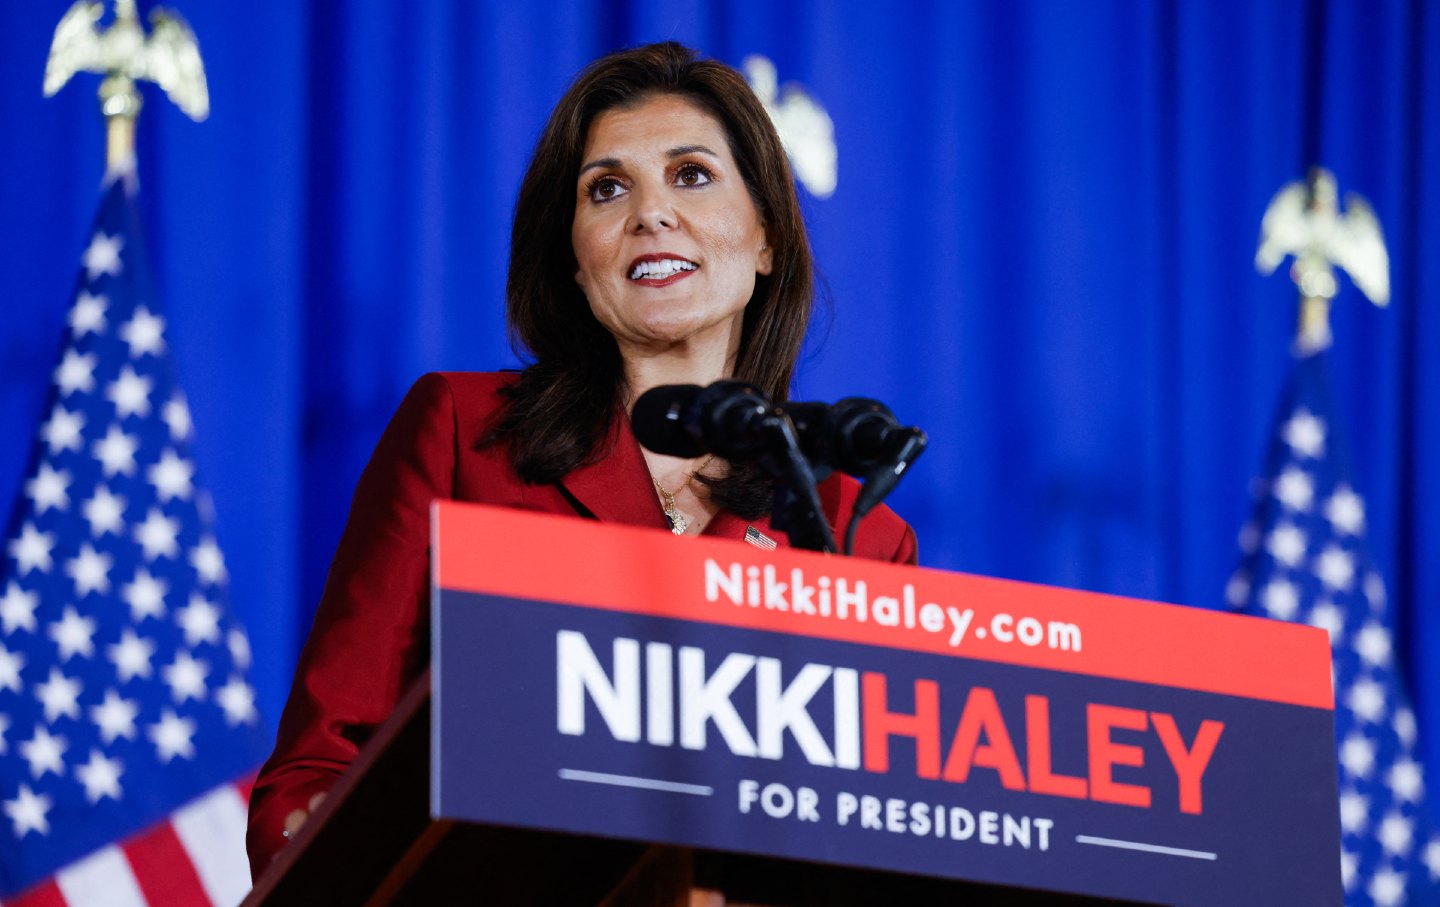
xmin=246 ymin=41 xmax=916 ymax=876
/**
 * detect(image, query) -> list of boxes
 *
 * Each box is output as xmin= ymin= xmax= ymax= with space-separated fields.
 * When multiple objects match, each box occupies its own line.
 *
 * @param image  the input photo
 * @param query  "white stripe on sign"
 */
xmin=55 ymin=845 xmax=147 ymax=907
xmin=558 ymin=768 xmax=714 ymax=796
xmin=172 ymin=785 xmax=253 ymax=907
xmin=1074 ymin=835 xmax=1218 ymax=860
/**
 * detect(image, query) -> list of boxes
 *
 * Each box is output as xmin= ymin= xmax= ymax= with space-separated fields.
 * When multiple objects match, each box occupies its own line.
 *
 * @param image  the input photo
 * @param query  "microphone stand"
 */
xmin=756 ymin=414 xmax=838 ymax=553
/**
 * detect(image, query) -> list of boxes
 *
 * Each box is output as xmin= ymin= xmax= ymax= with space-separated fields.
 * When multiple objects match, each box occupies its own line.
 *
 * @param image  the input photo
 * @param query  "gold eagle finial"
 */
xmin=1256 ymin=168 xmax=1389 ymax=353
xmin=44 ymin=0 xmax=209 ymax=171
xmin=744 ymin=55 xmax=837 ymax=200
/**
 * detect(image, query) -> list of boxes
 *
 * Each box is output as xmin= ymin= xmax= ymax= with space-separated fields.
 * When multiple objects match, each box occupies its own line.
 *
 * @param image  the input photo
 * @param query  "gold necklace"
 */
xmin=653 ymin=456 xmax=715 ymax=536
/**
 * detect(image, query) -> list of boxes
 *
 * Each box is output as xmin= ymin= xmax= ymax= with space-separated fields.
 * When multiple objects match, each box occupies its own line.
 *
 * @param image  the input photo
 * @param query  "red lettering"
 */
xmin=1025 ymin=695 xmax=1087 ymax=799
xmin=862 ymin=672 xmax=940 ymax=779
xmin=942 ymin=686 xmax=1026 ymax=789
xmin=1151 ymin=713 xmax=1224 ymax=815
xmin=1087 ymin=704 xmax=1150 ymax=807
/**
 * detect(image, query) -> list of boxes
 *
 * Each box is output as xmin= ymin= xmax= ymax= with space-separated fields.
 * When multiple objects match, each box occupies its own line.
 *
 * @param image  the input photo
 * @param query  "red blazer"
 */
xmin=246 ymin=372 xmax=916 ymax=879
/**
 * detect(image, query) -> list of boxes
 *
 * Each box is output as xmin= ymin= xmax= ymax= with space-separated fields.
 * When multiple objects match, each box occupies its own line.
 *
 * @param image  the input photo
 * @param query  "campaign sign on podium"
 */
xmin=431 ymin=502 xmax=1340 ymax=906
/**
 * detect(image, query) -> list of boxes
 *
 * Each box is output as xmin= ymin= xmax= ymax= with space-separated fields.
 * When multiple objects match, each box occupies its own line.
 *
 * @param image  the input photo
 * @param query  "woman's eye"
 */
xmin=588 ymin=177 xmax=627 ymax=202
xmin=675 ymin=164 xmax=712 ymax=187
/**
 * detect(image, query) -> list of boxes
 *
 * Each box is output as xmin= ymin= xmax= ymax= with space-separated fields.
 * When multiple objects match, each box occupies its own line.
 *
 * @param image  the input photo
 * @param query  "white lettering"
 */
xmin=556 ymin=631 xmax=640 ymax=741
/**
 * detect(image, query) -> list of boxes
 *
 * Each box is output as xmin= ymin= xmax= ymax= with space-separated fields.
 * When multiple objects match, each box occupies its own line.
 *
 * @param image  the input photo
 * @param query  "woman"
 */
xmin=246 ymin=42 xmax=916 ymax=878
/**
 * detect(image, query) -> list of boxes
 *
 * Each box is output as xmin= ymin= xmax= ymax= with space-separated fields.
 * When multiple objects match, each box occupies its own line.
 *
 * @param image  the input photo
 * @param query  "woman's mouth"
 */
xmin=628 ymin=256 xmax=698 ymax=286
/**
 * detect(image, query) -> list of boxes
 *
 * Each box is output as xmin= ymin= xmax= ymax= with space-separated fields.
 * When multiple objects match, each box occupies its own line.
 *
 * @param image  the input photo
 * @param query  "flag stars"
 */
xmin=83 ymin=232 xmax=124 ymax=279
xmin=40 ymin=405 xmax=85 ymax=455
xmin=47 ymin=606 xmax=97 ymax=661
xmin=1338 ymin=790 xmax=1370 ymax=833
xmin=3 ymin=785 xmax=52 ymax=838
xmin=1346 ymin=677 xmax=1386 ymax=724
xmin=1341 ymin=849 xmax=1358 ymax=890
xmin=1388 ymin=759 xmax=1424 ymax=803
xmin=1395 ymin=707 xmax=1418 ymax=748
xmin=1365 ymin=573 xmax=1387 ymax=610
xmin=1307 ymin=601 xmax=1345 ymax=643
xmin=1223 ymin=571 xmax=1250 ymax=607
xmin=147 ymin=709 xmax=196 ymax=763
xmin=90 ymin=690 xmax=139 ymax=744
xmin=163 ymin=651 xmax=209 ymax=703
xmin=1324 ymin=485 xmax=1365 ymax=536
xmin=227 ymin=629 xmax=251 ymax=670
xmin=148 ymin=450 xmax=195 ymax=502
xmin=217 ymin=676 xmax=258 ymax=726
xmin=1273 ymin=467 xmax=1315 ymax=512
xmin=9 ymin=523 xmax=55 ymax=575
xmin=25 ymin=463 xmax=71 ymax=515
xmin=1368 ymin=868 xmax=1406 ymax=907
xmin=0 ymin=715 xmax=7 ymax=754
xmin=0 ymin=583 xmax=39 ymax=635
xmin=163 ymin=394 xmax=192 ymax=441
xmin=1355 ymin=622 xmax=1392 ymax=667
xmin=76 ymin=750 xmax=123 ymax=804
xmin=1261 ymin=579 xmax=1300 ymax=620
xmin=1425 ymin=839 xmax=1440 ymax=879
xmin=1264 ymin=522 xmax=1307 ymax=568
xmin=93 ymin=425 xmax=139 ymax=477
xmin=177 ymin=594 xmax=221 ymax=646
xmin=1315 ymin=545 xmax=1356 ymax=592
xmin=1282 ymin=408 xmax=1326 ymax=458
xmin=106 ymin=365 xmax=154 ymax=419
xmin=54 ymin=349 xmax=97 ymax=397
xmin=65 ymin=543 xmax=114 ymax=598
xmin=119 ymin=305 xmax=165 ymax=358
xmin=1340 ymin=733 xmax=1377 ymax=780
xmin=134 ymin=508 xmax=180 ymax=560
xmin=0 ymin=644 xmax=25 ymax=693
xmin=122 ymin=568 xmax=168 ymax=621
xmin=69 ymin=291 xmax=108 ymax=336
xmin=107 ymin=629 xmax=156 ymax=683
xmin=190 ymin=538 xmax=227 ymax=585
xmin=83 ymin=485 xmax=127 ymax=537
xmin=34 ymin=667 xmax=82 ymax=723
xmin=19 ymin=725 xmax=67 ymax=779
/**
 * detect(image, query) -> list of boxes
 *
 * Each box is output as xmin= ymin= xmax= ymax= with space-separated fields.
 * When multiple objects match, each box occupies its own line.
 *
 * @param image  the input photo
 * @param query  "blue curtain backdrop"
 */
xmin=1 ymin=0 xmax=1436 ymax=779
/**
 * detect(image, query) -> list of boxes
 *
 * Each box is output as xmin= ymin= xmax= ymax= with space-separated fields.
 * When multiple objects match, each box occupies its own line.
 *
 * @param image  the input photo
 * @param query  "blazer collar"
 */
xmin=557 ymin=411 xmax=790 ymax=550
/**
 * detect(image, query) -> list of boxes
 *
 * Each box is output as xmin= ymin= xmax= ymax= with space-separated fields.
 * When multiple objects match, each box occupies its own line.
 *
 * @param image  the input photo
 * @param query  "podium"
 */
xmin=246 ymin=503 xmax=1341 ymax=906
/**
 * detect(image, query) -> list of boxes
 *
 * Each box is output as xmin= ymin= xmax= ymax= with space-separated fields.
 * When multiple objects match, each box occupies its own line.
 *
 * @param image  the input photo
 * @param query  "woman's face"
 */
xmin=572 ymin=94 xmax=773 ymax=357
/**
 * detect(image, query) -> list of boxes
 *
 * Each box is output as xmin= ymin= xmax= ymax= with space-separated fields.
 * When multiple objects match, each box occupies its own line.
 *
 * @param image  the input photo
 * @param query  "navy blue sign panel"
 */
xmin=431 ymin=503 xmax=1341 ymax=906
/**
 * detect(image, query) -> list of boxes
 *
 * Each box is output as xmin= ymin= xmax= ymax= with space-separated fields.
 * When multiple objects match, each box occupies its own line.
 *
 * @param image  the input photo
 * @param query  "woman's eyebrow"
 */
xmin=668 ymin=144 xmax=718 ymax=158
xmin=578 ymin=157 xmax=621 ymax=177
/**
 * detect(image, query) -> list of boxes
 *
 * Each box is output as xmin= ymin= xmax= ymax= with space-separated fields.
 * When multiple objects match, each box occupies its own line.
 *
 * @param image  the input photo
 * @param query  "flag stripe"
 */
xmin=122 ymin=815 xmax=211 ymax=906
xmin=170 ymin=785 xmax=250 ymax=907
xmin=0 ymin=879 xmax=66 ymax=907
xmin=53 ymin=847 xmax=145 ymax=907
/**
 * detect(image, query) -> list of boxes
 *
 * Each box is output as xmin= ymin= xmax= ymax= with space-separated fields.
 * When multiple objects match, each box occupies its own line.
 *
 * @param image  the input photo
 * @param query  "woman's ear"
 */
xmin=757 ymin=231 xmax=774 ymax=276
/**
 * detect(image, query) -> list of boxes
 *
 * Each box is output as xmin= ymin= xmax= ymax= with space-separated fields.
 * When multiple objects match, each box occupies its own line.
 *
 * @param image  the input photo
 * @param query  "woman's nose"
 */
xmin=628 ymin=184 xmax=676 ymax=234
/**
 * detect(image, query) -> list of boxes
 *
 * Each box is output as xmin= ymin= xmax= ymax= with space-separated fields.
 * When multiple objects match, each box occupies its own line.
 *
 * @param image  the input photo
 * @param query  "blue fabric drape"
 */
xmin=2 ymin=0 xmax=1436 ymax=793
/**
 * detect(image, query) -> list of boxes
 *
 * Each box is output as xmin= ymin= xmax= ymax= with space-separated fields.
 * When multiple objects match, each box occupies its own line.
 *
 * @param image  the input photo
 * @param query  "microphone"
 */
xmin=781 ymin=397 xmax=927 ymax=519
xmin=780 ymin=398 xmax=913 ymax=475
xmin=631 ymin=381 xmax=775 ymax=460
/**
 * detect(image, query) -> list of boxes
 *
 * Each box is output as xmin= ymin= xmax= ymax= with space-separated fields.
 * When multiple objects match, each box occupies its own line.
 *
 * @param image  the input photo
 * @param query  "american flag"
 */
xmin=0 ymin=175 xmax=265 ymax=905
xmin=1228 ymin=351 xmax=1440 ymax=906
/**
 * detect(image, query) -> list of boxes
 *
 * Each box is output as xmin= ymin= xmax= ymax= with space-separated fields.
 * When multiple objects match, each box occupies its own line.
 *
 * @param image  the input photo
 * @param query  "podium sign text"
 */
xmin=431 ymin=503 xmax=1340 ymax=906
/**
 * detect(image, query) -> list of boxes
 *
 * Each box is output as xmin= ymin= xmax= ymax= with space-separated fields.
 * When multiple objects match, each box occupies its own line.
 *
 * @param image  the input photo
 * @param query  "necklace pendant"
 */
xmin=668 ymin=510 xmax=688 ymax=535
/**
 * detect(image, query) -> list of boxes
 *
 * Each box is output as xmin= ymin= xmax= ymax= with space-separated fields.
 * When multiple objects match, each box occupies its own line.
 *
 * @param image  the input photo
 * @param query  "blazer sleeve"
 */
xmin=246 ymin=373 xmax=458 ymax=880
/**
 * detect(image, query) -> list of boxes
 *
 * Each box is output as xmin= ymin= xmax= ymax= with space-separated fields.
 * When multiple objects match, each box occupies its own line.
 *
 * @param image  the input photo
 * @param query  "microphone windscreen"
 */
xmin=631 ymin=385 xmax=707 ymax=458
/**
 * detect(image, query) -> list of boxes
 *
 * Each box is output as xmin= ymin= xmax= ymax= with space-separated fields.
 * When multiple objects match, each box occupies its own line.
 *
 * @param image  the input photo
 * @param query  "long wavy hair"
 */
xmin=486 ymin=42 xmax=815 ymax=518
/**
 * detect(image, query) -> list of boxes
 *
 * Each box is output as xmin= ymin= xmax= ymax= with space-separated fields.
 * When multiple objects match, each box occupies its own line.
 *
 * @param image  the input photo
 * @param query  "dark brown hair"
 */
xmin=487 ymin=42 xmax=814 ymax=517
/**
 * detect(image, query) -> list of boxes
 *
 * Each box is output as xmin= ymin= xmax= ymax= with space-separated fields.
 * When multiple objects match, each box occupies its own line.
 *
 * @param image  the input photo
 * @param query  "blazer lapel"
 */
xmin=557 ymin=414 xmax=670 ymax=528
xmin=558 ymin=410 xmax=799 ymax=553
